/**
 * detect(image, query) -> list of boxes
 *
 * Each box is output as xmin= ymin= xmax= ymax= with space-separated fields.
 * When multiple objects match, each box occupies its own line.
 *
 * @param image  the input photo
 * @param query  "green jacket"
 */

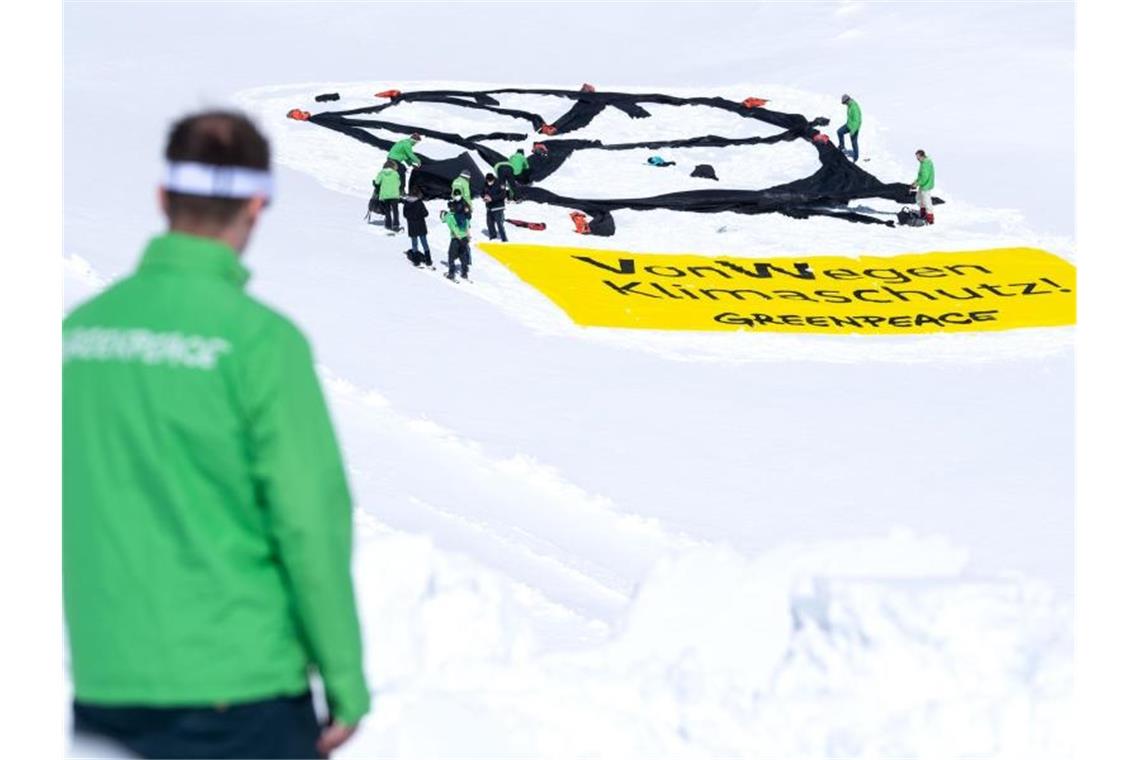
xmin=63 ymin=232 xmax=370 ymax=724
xmin=443 ymin=211 xmax=469 ymax=239
xmin=508 ymin=152 xmax=529 ymax=175
xmin=376 ymin=167 xmax=401 ymax=200
xmin=387 ymin=137 xmax=421 ymax=166
xmin=915 ymin=157 xmax=935 ymax=190
xmin=451 ymin=176 xmax=471 ymax=203
xmin=845 ymin=99 xmax=862 ymax=133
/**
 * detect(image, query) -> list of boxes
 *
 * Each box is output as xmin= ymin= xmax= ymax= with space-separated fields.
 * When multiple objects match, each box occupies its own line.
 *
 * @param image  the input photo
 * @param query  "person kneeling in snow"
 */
xmin=441 ymin=207 xmax=471 ymax=281
xmin=483 ymin=173 xmax=508 ymax=242
xmin=376 ymin=160 xmax=403 ymax=232
xmin=402 ymin=188 xmax=432 ymax=267
xmin=493 ymin=148 xmax=530 ymax=200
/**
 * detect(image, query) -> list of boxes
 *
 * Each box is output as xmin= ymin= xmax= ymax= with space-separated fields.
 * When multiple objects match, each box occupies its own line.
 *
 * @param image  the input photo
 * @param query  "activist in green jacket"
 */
xmin=508 ymin=150 xmax=530 ymax=175
xmin=451 ymin=173 xmax=472 ymax=204
xmin=915 ymin=154 xmax=935 ymax=190
xmin=386 ymin=134 xmax=422 ymax=167
xmin=845 ymin=98 xmax=862 ymax=133
xmin=838 ymin=94 xmax=863 ymax=161
xmin=376 ymin=166 xmax=401 ymax=200
xmin=442 ymin=209 xmax=472 ymax=280
xmin=63 ymin=231 xmax=371 ymax=727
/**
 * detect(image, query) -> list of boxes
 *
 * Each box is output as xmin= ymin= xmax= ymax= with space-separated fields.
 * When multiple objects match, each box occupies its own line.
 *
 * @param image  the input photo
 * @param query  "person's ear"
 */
xmin=245 ymin=196 xmax=267 ymax=224
xmin=158 ymin=187 xmax=171 ymax=218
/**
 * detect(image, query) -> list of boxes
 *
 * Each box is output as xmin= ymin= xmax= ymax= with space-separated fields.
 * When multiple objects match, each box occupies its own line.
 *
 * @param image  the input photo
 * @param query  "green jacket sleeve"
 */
xmin=243 ymin=320 xmax=370 ymax=724
xmin=445 ymin=214 xmax=465 ymax=238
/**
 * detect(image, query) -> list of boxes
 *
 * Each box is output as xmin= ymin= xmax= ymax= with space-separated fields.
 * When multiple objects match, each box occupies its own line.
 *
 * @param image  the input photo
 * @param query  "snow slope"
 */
xmin=64 ymin=3 xmax=1073 ymax=757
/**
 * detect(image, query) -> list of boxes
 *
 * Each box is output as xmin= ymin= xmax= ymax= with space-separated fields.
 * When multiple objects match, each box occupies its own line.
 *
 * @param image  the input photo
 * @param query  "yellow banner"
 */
xmin=478 ymin=243 xmax=1075 ymax=334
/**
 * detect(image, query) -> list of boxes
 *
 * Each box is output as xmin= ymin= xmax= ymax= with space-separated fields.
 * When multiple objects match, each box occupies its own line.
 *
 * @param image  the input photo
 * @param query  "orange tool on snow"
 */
xmin=374 ymin=89 xmax=402 ymax=99
xmin=741 ymin=97 xmax=769 ymax=108
xmin=286 ymin=108 xmax=311 ymax=121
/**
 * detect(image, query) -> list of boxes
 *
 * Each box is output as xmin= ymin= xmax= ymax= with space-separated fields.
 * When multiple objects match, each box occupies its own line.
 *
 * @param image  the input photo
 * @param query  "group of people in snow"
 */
xmin=835 ymin=93 xmax=937 ymax=225
xmin=371 ymin=133 xmax=532 ymax=280
xmin=369 ymin=95 xmax=938 ymax=278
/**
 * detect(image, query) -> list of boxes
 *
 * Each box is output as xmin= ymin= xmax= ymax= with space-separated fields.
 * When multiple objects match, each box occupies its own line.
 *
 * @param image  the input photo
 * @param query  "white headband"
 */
xmin=162 ymin=161 xmax=274 ymax=200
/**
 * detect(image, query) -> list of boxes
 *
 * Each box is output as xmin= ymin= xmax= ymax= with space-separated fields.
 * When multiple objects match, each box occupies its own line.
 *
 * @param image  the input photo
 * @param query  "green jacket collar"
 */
xmin=137 ymin=232 xmax=251 ymax=288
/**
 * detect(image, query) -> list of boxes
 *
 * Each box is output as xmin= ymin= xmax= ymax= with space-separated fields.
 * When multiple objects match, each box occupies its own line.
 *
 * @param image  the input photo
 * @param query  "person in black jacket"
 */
xmin=402 ymin=189 xmax=432 ymax=267
xmin=482 ymin=173 xmax=509 ymax=242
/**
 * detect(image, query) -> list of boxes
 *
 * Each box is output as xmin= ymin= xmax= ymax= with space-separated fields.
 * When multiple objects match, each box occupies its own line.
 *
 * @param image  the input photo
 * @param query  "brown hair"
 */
xmin=163 ymin=111 xmax=270 ymax=224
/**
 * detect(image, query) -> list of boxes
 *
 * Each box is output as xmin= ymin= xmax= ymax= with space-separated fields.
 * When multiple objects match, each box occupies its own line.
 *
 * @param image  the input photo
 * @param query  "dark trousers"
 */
xmin=486 ymin=207 xmax=507 ymax=241
xmin=396 ymin=162 xmax=407 ymax=193
xmin=381 ymin=200 xmax=398 ymax=230
xmin=447 ymin=237 xmax=471 ymax=279
xmin=837 ymin=125 xmax=859 ymax=161
xmin=496 ymin=165 xmax=521 ymax=200
xmin=73 ymin=692 xmax=322 ymax=760
xmin=410 ymin=233 xmax=432 ymax=265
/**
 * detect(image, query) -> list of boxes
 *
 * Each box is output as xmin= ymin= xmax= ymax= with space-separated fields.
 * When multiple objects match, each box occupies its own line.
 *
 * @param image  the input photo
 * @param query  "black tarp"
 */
xmin=305 ymin=87 xmax=942 ymax=230
xmin=408 ymin=153 xmax=485 ymax=201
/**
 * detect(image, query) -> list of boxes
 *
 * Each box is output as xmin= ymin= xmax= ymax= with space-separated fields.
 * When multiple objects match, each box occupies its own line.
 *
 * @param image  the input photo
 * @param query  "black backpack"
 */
xmin=897 ymin=206 xmax=926 ymax=227
xmin=690 ymin=164 xmax=719 ymax=181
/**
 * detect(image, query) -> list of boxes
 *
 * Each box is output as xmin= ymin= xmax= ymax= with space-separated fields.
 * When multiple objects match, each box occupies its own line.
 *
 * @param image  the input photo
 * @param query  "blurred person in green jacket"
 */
xmin=63 ymin=110 xmax=370 ymax=759
xmin=910 ymin=148 xmax=936 ymax=224
xmin=837 ymin=94 xmax=862 ymax=161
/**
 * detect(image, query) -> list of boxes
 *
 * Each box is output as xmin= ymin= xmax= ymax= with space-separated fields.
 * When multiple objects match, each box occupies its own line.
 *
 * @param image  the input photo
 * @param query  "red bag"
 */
xmin=741 ymin=97 xmax=769 ymax=109
xmin=811 ymin=132 xmax=831 ymax=144
xmin=570 ymin=212 xmax=591 ymax=234
xmin=507 ymin=219 xmax=547 ymax=231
